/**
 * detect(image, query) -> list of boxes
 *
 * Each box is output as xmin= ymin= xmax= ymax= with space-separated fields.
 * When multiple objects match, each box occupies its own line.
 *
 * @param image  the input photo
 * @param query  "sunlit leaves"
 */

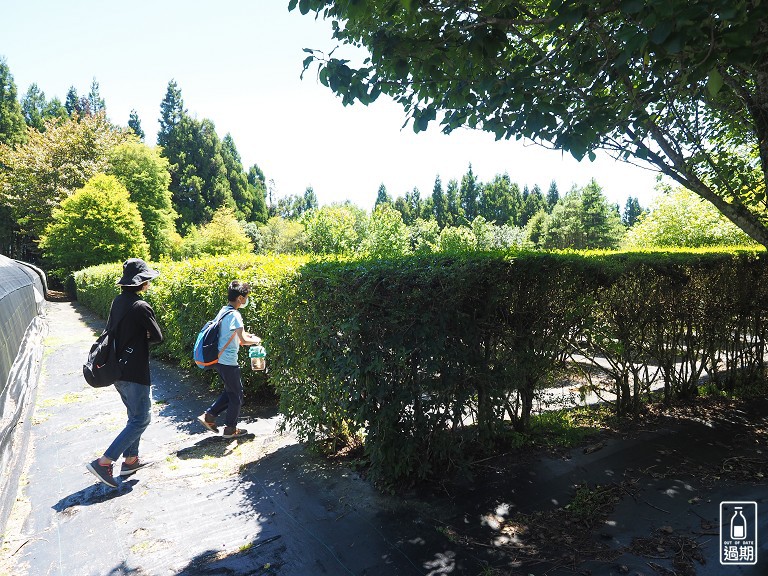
xmin=38 ymin=174 xmax=149 ymax=279
xmin=289 ymin=0 xmax=768 ymax=244
xmin=0 ymin=113 xmax=132 ymax=239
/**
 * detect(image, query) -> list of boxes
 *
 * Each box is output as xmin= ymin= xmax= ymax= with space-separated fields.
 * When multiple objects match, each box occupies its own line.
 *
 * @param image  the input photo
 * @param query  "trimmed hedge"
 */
xmin=74 ymin=254 xmax=307 ymax=395
xmin=74 ymin=248 xmax=768 ymax=486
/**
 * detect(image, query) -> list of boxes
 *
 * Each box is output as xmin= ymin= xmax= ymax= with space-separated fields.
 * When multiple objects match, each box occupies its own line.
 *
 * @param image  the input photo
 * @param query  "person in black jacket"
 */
xmin=86 ymin=258 xmax=163 ymax=488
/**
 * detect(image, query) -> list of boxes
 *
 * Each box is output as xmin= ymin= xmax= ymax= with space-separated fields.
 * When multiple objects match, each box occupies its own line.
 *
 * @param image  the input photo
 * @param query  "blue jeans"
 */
xmin=206 ymin=364 xmax=243 ymax=428
xmin=104 ymin=380 xmax=152 ymax=461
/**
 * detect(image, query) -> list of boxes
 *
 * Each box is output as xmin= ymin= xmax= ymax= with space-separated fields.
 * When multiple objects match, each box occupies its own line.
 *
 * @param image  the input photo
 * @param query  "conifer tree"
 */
xmin=431 ymin=175 xmax=449 ymax=228
xmin=64 ymin=86 xmax=79 ymax=116
xmin=0 ymin=57 xmax=26 ymax=146
xmin=21 ymin=84 xmax=47 ymax=131
xmin=405 ymin=188 xmax=422 ymax=223
xmin=128 ymin=110 xmax=145 ymax=141
xmin=521 ymin=183 xmax=546 ymax=225
xmin=546 ymin=180 xmax=560 ymax=213
xmin=246 ymin=164 xmax=268 ymax=223
xmin=622 ymin=196 xmax=643 ymax=227
xmin=478 ymin=173 xmax=521 ymax=225
xmin=157 ymin=79 xmax=185 ymax=148
xmin=87 ymin=78 xmax=106 ymax=114
xmin=374 ymin=183 xmax=391 ymax=208
xmin=446 ymin=178 xmax=461 ymax=225
xmin=459 ymin=164 xmax=479 ymax=223
xmin=221 ymin=133 xmax=253 ymax=220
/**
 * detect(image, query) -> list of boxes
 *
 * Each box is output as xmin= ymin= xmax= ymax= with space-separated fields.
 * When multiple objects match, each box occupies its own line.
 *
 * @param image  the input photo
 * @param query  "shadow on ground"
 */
xmin=4 ymin=301 xmax=768 ymax=576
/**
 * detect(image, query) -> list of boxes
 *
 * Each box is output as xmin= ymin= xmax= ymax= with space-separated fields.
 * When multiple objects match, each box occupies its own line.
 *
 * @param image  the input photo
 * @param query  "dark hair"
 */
xmin=121 ymin=282 xmax=147 ymax=293
xmin=228 ymin=280 xmax=251 ymax=302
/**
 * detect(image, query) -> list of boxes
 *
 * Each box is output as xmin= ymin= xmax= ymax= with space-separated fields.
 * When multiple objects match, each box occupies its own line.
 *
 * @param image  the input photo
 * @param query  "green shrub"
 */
xmin=74 ymin=253 xmax=307 ymax=396
xmin=39 ymin=174 xmax=149 ymax=280
xmin=74 ymin=247 xmax=768 ymax=488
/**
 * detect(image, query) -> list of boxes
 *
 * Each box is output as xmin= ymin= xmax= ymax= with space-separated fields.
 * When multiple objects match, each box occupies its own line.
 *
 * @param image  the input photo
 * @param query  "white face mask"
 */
xmin=240 ymin=297 xmax=249 ymax=308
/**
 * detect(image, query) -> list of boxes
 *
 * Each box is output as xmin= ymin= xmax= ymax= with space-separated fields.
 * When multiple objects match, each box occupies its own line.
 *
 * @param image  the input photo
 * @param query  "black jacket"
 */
xmin=106 ymin=292 xmax=163 ymax=386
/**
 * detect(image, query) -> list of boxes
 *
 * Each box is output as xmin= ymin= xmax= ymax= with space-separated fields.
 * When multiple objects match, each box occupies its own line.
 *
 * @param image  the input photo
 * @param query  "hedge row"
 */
xmin=74 ymin=248 xmax=768 ymax=486
xmin=74 ymin=254 xmax=307 ymax=395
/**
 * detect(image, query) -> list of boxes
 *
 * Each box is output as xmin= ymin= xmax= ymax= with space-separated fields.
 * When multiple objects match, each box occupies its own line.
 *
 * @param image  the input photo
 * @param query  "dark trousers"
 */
xmin=206 ymin=363 xmax=243 ymax=428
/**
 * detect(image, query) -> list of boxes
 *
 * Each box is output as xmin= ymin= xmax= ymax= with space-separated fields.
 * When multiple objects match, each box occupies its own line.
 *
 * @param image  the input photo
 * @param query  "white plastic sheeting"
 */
xmin=0 ymin=255 xmax=48 ymax=541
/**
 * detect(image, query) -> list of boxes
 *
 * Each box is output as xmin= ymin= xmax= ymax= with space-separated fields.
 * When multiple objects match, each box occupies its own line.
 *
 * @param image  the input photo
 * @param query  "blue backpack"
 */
xmin=193 ymin=309 xmax=236 ymax=369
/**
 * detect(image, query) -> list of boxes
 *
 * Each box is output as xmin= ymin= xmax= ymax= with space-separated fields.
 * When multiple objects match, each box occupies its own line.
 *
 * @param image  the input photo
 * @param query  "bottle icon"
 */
xmin=731 ymin=507 xmax=747 ymax=540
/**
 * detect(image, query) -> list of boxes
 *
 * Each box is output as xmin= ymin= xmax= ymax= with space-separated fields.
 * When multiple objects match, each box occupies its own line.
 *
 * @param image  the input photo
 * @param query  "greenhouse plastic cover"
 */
xmin=0 ymin=255 xmax=47 ymax=539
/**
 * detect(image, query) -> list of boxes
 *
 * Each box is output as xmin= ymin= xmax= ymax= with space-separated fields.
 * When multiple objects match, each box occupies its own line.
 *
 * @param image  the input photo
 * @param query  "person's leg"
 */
xmin=103 ymin=380 xmax=152 ymax=462
xmin=217 ymin=364 xmax=243 ymax=429
xmin=205 ymin=364 xmax=230 ymax=418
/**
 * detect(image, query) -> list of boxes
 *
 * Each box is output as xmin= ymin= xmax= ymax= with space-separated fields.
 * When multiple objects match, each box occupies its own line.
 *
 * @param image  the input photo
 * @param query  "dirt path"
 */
xmin=1 ymin=300 xmax=767 ymax=575
xmin=0 ymin=302 xmax=461 ymax=576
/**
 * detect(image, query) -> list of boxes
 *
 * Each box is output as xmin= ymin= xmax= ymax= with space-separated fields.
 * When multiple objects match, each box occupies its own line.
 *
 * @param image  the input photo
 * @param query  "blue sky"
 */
xmin=1 ymin=0 xmax=661 ymax=211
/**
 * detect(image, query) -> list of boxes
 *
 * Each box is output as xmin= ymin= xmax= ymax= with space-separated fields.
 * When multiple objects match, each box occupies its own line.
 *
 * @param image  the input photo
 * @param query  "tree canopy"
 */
xmin=156 ymin=80 xmax=268 ymax=231
xmin=0 ymin=57 xmax=26 ymax=147
xmin=293 ymin=0 xmax=768 ymax=246
xmin=540 ymin=179 xmax=625 ymax=249
xmin=107 ymin=141 xmax=178 ymax=258
xmin=38 ymin=174 xmax=149 ymax=279
xmin=0 ymin=113 xmax=131 ymax=240
xmin=623 ymin=187 xmax=756 ymax=248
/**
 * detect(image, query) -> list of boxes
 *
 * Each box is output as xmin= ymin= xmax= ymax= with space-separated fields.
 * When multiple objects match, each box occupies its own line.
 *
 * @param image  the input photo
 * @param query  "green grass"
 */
xmin=526 ymin=405 xmax=610 ymax=448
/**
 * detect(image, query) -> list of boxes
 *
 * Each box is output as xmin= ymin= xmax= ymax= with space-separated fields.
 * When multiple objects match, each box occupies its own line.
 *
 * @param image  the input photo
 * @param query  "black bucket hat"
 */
xmin=116 ymin=258 xmax=160 ymax=286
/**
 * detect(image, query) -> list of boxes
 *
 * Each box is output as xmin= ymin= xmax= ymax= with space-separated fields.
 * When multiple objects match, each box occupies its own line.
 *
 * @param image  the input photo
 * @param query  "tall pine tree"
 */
xmin=478 ymin=173 xmax=522 ymax=225
xmin=246 ymin=164 xmax=268 ymax=223
xmin=64 ymin=86 xmax=80 ymax=117
xmin=374 ymin=183 xmax=391 ymax=208
xmin=87 ymin=78 xmax=106 ymax=114
xmin=431 ymin=175 xmax=448 ymax=228
xmin=521 ymin=184 xmax=546 ymax=225
xmin=622 ymin=196 xmax=643 ymax=227
xmin=446 ymin=179 xmax=461 ymax=225
xmin=128 ymin=110 xmax=145 ymax=141
xmin=21 ymin=84 xmax=47 ymax=131
xmin=158 ymin=79 xmax=185 ymax=148
xmin=0 ymin=57 xmax=26 ymax=146
xmin=221 ymin=133 xmax=252 ymax=220
xmin=157 ymin=81 xmax=233 ymax=230
xmin=459 ymin=164 xmax=479 ymax=223
xmin=546 ymin=180 xmax=560 ymax=213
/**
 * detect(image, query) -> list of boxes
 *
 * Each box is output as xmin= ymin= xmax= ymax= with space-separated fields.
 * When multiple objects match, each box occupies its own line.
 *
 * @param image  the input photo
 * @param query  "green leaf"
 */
xmin=707 ymin=69 xmax=724 ymax=97
xmin=662 ymin=32 xmax=683 ymax=54
xmin=650 ymin=21 xmax=674 ymax=45
xmin=619 ymin=0 xmax=644 ymax=14
xmin=394 ymin=59 xmax=409 ymax=79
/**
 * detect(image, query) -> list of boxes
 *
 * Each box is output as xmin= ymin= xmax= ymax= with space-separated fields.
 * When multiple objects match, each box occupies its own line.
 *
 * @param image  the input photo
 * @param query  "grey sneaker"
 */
xmin=222 ymin=427 xmax=248 ymax=439
xmin=86 ymin=459 xmax=117 ymax=488
xmin=119 ymin=458 xmax=151 ymax=477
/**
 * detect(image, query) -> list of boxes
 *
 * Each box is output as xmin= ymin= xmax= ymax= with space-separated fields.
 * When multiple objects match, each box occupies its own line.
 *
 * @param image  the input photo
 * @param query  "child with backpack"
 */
xmin=197 ymin=280 xmax=262 ymax=438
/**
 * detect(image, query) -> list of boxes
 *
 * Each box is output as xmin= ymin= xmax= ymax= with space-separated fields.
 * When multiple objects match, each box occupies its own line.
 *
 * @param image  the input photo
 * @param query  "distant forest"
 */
xmin=0 ymin=57 xmax=652 ymax=276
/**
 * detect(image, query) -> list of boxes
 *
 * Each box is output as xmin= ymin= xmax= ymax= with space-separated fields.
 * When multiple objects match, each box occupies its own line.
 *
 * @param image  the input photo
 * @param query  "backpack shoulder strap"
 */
xmin=216 ymin=307 xmax=237 ymax=357
xmin=212 ymin=306 xmax=234 ymax=323
xmin=105 ymin=297 xmax=132 ymax=335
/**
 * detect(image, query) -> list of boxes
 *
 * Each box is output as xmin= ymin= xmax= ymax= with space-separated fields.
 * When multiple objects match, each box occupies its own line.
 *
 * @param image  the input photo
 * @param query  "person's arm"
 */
xmin=234 ymin=326 xmax=261 ymax=346
xmin=138 ymin=302 xmax=164 ymax=344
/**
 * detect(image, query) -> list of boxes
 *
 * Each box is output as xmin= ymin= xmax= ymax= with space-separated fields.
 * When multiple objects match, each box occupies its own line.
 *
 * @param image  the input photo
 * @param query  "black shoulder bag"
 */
xmin=83 ymin=304 xmax=129 ymax=388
